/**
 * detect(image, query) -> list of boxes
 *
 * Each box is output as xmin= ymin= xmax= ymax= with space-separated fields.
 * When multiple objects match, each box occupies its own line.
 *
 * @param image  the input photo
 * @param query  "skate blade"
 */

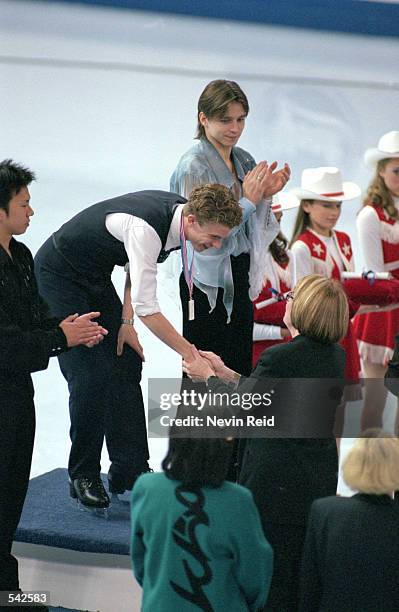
xmin=110 ymin=492 xmax=130 ymax=505
xmin=72 ymin=497 xmax=109 ymax=519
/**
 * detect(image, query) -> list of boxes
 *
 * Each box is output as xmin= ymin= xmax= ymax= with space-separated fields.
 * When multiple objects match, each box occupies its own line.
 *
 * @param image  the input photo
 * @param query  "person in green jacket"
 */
xmin=130 ymin=437 xmax=273 ymax=611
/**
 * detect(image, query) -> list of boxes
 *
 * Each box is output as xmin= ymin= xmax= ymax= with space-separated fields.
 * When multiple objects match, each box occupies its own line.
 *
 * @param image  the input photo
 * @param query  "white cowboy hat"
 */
xmin=271 ymin=192 xmax=299 ymax=213
xmin=364 ymin=131 xmax=399 ymax=168
xmin=289 ymin=167 xmax=361 ymax=202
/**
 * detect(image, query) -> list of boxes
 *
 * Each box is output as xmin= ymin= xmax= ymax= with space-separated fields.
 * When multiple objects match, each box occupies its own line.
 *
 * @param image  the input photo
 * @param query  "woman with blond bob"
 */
xmin=289 ymin=274 xmax=349 ymax=344
xmin=300 ymin=429 xmax=399 ymax=612
xmin=183 ymin=275 xmax=348 ymax=611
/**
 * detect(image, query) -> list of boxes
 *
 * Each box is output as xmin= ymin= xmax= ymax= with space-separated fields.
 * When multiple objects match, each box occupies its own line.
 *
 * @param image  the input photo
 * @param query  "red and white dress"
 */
xmin=291 ymin=228 xmax=360 ymax=382
xmin=252 ymin=251 xmax=292 ymax=367
xmin=353 ymin=202 xmax=399 ymax=364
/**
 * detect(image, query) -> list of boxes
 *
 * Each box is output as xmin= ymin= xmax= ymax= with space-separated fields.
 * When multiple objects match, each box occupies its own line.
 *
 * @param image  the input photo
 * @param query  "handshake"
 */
xmin=183 ymin=346 xmax=240 ymax=386
xmin=59 ymin=312 xmax=108 ymax=349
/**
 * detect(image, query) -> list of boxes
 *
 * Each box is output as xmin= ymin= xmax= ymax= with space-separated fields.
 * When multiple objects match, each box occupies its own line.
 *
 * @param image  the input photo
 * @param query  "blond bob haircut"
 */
xmin=291 ymin=274 xmax=348 ymax=343
xmin=343 ymin=429 xmax=399 ymax=494
xmin=183 ymin=183 xmax=242 ymax=229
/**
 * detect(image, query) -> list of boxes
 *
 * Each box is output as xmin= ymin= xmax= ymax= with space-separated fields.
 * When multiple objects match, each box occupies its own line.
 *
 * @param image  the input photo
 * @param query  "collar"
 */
xmin=199 ymin=138 xmax=246 ymax=185
xmin=165 ymin=203 xmax=184 ymax=251
xmin=354 ymin=492 xmax=395 ymax=505
xmin=0 ymin=237 xmax=16 ymax=261
xmin=290 ymin=333 xmax=332 ymax=346
xmin=308 ymin=227 xmax=334 ymax=242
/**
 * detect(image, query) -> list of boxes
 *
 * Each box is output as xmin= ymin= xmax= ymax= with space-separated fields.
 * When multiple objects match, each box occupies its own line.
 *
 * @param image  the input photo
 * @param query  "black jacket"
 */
xmin=384 ymin=333 xmax=399 ymax=396
xmin=0 ymin=239 xmax=67 ymax=401
xmin=235 ymin=335 xmax=346 ymax=525
xmin=300 ymin=494 xmax=399 ymax=612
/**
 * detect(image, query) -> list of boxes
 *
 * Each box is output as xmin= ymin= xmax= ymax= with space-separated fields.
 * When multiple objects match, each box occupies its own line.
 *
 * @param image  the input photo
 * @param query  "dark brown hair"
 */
xmin=162 ymin=438 xmax=234 ymax=488
xmin=196 ymin=80 xmax=249 ymax=140
xmin=270 ymin=231 xmax=289 ymax=265
xmin=0 ymin=159 xmax=35 ymax=213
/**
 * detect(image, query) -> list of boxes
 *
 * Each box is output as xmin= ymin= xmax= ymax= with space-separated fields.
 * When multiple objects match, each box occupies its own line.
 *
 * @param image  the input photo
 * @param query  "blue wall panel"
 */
xmin=38 ymin=0 xmax=399 ymax=38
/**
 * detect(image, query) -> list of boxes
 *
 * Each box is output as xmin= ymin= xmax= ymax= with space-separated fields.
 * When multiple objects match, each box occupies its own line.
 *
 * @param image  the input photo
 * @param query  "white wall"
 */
xmin=1 ymin=0 xmax=399 ymax=474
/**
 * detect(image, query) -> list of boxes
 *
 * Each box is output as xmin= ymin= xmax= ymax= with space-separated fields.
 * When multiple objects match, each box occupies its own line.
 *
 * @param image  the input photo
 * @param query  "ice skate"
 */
xmin=69 ymin=475 xmax=110 ymax=518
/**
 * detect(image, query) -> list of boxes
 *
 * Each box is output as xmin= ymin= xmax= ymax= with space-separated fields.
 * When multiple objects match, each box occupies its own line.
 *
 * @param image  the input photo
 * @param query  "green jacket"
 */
xmin=131 ymin=472 xmax=273 ymax=611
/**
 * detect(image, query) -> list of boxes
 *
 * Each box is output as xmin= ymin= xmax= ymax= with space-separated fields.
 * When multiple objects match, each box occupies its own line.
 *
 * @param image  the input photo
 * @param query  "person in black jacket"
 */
xmin=300 ymin=429 xmax=399 ymax=612
xmin=183 ymin=274 xmax=348 ymax=612
xmin=34 ymin=183 xmax=244 ymax=510
xmin=0 ymin=160 xmax=107 ymax=609
xmin=385 ymin=334 xmax=399 ymax=395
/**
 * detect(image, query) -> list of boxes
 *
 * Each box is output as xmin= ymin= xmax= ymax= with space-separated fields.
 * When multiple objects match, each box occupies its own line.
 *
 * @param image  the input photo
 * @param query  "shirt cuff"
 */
xmin=253 ymin=323 xmax=282 ymax=341
xmin=50 ymin=327 xmax=69 ymax=356
xmin=133 ymin=301 xmax=162 ymax=317
xmin=239 ymin=197 xmax=256 ymax=222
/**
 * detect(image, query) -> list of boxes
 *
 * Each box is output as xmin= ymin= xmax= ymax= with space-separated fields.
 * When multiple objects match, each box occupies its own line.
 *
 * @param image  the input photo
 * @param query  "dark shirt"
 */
xmin=385 ymin=333 xmax=399 ymax=396
xmin=0 ymin=238 xmax=67 ymax=401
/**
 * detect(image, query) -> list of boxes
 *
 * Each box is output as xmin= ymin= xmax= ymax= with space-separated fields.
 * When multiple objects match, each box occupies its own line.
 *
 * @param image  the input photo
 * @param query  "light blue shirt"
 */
xmin=170 ymin=138 xmax=279 ymax=320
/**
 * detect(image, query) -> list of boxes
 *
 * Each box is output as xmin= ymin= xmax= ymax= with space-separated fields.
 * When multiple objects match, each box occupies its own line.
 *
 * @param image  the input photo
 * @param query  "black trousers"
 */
xmin=179 ymin=253 xmax=253 ymax=376
xmin=180 ymin=253 xmax=253 ymax=480
xmin=262 ymin=523 xmax=307 ymax=612
xmin=35 ymin=238 xmax=149 ymax=480
xmin=0 ymin=387 xmax=35 ymax=590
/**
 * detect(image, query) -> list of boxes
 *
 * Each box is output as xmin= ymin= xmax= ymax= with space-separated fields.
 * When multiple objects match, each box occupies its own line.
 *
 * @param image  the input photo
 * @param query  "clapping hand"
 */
xmin=60 ymin=312 xmax=108 ymax=348
xmin=243 ymin=161 xmax=291 ymax=203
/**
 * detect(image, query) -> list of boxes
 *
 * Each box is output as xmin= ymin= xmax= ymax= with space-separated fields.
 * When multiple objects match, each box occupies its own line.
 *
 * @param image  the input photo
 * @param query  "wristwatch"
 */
xmin=121 ymin=317 xmax=135 ymax=325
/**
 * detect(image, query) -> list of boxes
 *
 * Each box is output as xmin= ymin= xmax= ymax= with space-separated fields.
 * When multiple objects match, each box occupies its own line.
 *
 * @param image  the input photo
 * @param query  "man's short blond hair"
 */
xmin=291 ymin=274 xmax=348 ymax=343
xmin=183 ymin=183 xmax=242 ymax=229
xmin=343 ymin=429 xmax=399 ymax=494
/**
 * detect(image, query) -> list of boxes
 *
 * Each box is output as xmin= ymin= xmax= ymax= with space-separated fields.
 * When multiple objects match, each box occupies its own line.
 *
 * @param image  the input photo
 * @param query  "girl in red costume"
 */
xmin=354 ymin=131 xmax=399 ymax=432
xmin=252 ymin=194 xmax=298 ymax=366
xmin=289 ymin=167 xmax=361 ymax=389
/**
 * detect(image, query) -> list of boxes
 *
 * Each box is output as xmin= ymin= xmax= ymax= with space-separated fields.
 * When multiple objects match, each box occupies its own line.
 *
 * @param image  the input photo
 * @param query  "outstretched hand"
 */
xmin=182 ymin=346 xmax=215 ymax=382
xmin=198 ymin=350 xmax=225 ymax=378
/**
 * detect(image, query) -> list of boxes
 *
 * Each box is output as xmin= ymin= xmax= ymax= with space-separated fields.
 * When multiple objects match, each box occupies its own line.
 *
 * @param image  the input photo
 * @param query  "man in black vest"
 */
xmin=34 ymin=183 xmax=243 ymax=511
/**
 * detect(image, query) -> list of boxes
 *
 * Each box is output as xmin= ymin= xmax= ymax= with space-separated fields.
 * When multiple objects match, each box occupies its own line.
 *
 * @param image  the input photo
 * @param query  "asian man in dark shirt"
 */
xmin=0 ymin=159 xmax=107 ymax=610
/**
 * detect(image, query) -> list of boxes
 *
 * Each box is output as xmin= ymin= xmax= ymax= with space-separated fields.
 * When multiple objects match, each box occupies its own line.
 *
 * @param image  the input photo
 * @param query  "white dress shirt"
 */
xmin=105 ymin=205 xmax=183 ymax=316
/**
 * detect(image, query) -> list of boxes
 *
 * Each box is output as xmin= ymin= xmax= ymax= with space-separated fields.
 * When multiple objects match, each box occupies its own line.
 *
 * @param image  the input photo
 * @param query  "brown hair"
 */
xmin=270 ymin=231 xmax=289 ymax=265
xmin=362 ymin=158 xmax=398 ymax=220
xmin=343 ymin=428 xmax=399 ymax=494
xmin=289 ymin=200 xmax=314 ymax=247
xmin=196 ymin=80 xmax=249 ymax=140
xmin=183 ymin=183 xmax=242 ymax=229
xmin=291 ymin=275 xmax=349 ymax=343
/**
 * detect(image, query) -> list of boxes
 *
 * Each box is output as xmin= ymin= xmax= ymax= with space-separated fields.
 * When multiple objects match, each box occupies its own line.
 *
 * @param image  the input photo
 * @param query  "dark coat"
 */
xmin=299 ymin=494 xmax=399 ymax=612
xmin=238 ymin=334 xmax=346 ymax=526
xmin=384 ymin=333 xmax=399 ymax=396
xmin=0 ymin=239 xmax=67 ymax=400
xmin=0 ymin=239 xmax=67 ymax=591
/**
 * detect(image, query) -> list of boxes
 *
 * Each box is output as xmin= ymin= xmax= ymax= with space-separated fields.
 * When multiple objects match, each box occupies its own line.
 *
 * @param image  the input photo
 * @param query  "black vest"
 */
xmin=52 ymin=190 xmax=186 ymax=281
